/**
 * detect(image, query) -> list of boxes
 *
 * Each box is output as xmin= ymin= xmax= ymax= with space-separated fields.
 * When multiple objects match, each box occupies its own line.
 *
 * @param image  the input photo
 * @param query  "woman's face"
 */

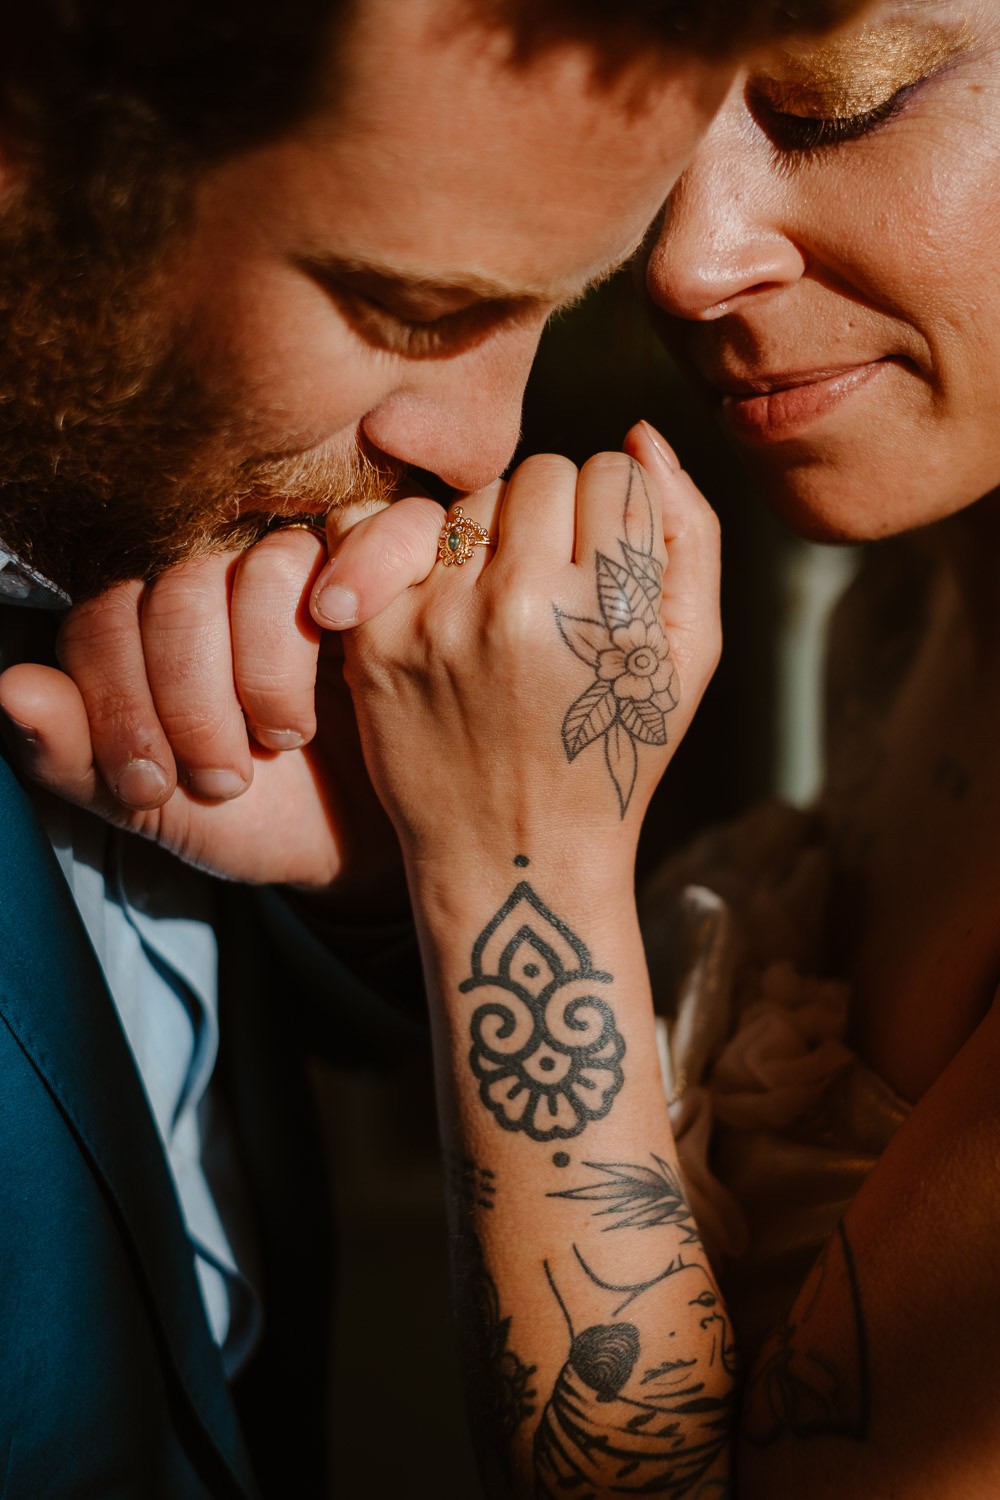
xmin=647 ymin=0 xmax=1000 ymax=542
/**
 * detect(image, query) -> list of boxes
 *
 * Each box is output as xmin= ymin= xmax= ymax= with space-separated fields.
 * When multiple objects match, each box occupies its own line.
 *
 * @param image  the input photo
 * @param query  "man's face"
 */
xmin=0 ymin=0 xmax=730 ymax=599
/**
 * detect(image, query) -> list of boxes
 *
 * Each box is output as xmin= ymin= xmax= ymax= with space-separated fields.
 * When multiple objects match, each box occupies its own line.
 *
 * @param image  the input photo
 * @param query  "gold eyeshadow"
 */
xmin=755 ymin=20 xmax=975 ymax=120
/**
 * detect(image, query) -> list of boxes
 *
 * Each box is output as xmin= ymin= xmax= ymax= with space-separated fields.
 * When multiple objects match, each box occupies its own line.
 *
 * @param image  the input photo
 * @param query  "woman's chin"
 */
xmin=765 ymin=487 xmax=890 ymax=544
xmin=740 ymin=455 xmax=947 ymax=545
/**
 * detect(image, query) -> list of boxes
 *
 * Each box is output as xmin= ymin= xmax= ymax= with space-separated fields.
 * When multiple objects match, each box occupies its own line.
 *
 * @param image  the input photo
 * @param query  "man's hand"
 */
xmin=0 ymin=524 xmax=404 ymax=895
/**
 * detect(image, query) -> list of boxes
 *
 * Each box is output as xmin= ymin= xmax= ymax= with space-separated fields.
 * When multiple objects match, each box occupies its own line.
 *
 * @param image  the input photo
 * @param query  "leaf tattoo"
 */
xmin=563 ymin=679 xmax=618 ymax=758
xmin=604 ymin=721 xmax=638 ymax=818
xmin=547 ymin=1155 xmax=700 ymax=1238
xmin=555 ymin=465 xmax=678 ymax=816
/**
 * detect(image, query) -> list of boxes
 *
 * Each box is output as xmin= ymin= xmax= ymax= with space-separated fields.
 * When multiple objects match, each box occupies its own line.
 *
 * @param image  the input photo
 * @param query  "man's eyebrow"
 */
xmin=298 ymin=240 xmax=646 ymax=308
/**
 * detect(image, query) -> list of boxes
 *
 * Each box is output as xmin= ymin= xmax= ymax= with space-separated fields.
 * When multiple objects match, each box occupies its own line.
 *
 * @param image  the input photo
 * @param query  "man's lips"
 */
xmin=709 ymin=359 xmax=890 ymax=444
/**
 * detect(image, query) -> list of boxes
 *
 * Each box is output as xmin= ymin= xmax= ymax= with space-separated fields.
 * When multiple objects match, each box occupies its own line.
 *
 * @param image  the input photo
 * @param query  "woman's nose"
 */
xmin=646 ymin=107 xmax=805 ymax=322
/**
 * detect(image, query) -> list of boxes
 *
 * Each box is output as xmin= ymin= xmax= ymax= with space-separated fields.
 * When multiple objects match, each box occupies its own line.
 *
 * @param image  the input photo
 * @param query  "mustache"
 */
xmin=229 ymin=439 xmax=405 ymax=515
xmin=174 ymin=440 xmax=406 ymax=562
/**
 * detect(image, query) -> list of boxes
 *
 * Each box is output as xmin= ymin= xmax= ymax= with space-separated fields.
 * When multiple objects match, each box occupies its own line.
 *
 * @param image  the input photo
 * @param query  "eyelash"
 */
xmin=752 ymin=81 xmax=916 ymax=155
xmin=339 ymin=293 xmax=464 ymax=355
xmin=339 ymin=288 xmax=532 ymax=359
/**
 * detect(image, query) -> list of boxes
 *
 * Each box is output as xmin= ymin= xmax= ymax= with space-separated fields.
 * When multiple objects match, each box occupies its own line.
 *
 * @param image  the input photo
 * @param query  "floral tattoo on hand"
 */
xmin=555 ymin=465 xmax=678 ymax=816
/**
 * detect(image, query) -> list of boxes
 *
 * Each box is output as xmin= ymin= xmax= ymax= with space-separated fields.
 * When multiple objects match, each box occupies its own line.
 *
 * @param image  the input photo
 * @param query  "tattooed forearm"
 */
xmin=535 ymin=1242 xmax=736 ymax=1496
xmin=555 ymin=462 xmax=678 ymax=817
xmin=455 ymin=1228 xmax=539 ymax=1476
xmin=742 ymin=1221 xmax=870 ymax=1446
xmin=459 ymin=880 xmax=625 ymax=1141
xmin=446 ymin=1150 xmax=497 ymax=1214
xmin=536 ymin=1145 xmax=736 ymax=1496
xmin=447 ymin=1153 xmax=537 ymax=1485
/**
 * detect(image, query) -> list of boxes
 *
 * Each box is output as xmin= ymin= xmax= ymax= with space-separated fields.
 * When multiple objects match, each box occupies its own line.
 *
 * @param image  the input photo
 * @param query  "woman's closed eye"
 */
xmin=748 ymin=81 xmax=916 ymax=154
xmin=748 ymin=19 xmax=976 ymax=159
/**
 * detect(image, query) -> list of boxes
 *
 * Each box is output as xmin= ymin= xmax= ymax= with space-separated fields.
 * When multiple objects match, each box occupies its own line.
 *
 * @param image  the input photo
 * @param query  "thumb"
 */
xmin=311 ymin=494 xmax=444 ymax=630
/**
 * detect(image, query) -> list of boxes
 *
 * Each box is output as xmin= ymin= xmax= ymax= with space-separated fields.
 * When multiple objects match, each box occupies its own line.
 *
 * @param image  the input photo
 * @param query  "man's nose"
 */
xmin=646 ymin=99 xmax=804 ymax=322
xmin=360 ymin=320 xmax=544 ymax=495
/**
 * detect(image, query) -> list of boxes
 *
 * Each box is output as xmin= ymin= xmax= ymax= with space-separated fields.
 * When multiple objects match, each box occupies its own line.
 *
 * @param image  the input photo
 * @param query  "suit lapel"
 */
xmin=0 ymin=749 xmax=259 ymax=1499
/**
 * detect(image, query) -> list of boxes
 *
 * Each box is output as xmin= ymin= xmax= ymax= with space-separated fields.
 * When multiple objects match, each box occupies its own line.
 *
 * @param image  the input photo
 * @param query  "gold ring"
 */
xmin=438 ymin=507 xmax=491 ymax=567
xmin=265 ymin=515 xmax=329 ymax=538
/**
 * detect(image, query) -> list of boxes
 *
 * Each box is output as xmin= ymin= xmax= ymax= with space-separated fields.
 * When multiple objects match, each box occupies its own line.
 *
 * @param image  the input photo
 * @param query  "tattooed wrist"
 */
xmin=446 ymin=1150 xmax=538 ymax=1490
xmin=459 ymin=863 xmax=626 ymax=1142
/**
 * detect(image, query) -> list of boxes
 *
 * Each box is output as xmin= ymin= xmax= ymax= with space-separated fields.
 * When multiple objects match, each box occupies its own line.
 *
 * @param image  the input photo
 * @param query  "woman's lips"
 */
xmin=717 ymin=360 xmax=887 ymax=443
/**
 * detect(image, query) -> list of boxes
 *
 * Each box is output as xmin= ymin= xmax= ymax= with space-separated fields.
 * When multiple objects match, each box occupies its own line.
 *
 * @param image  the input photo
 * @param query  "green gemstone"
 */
xmin=447 ymin=529 xmax=461 ymax=552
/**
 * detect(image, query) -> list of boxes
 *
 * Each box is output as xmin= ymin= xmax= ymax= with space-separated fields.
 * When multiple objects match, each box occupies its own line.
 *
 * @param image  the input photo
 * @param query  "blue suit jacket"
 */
xmin=0 ymin=745 xmax=339 ymax=1498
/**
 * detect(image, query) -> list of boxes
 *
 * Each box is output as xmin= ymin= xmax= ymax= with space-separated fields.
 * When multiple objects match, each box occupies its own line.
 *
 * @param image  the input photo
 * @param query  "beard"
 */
xmin=0 ymin=174 xmax=400 ymax=603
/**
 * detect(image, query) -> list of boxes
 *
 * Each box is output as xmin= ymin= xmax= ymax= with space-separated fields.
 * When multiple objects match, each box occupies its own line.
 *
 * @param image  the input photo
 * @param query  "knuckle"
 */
xmin=433 ymin=600 xmax=477 ymax=659
xmin=343 ymin=637 xmax=396 ymax=698
xmin=384 ymin=502 xmax=452 ymax=569
xmin=238 ymin=659 xmax=302 ymax=695
xmin=157 ymin=628 xmax=231 ymax=693
xmin=144 ymin=578 xmax=221 ymax=634
xmin=482 ymin=588 xmax=539 ymax=651
xmin=88 ymin=699 xmax=164 ymax=757
xmin=336 ymin=503 xmax=439 ymax=594
xmin=374 ymin=526 xmax=424 ymax=580
xmin=579 ymin=450 xmax=636 ymax=482
xmin=514 ymin=452 xmax=578 ymax=488
xmin=240 ymin=676 xmax=313 ymax=727
xmin=57 ymin=588 xmax=142 ymax=670
xmin=238 ymin=533 xmax=321 ymax=598
xmin=398 ymin=495 xmax=450 ymax=541
xmin=157 ymin=705 xmax=234 ymax=754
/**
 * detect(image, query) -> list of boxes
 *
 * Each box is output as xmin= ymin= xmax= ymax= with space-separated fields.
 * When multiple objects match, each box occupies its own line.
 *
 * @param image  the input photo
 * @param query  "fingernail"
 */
xmin=115 ymin=758 xmax=170 ymax=808
xmin=187 ymin=767 xmax=248 ymax=801
xmin=249 ymin=725 xmax=305 ymax=751
xmin=639 ymin=420 xmax=680 ymax=471
xmin=313 ymin=582 xmax=358 ymax=627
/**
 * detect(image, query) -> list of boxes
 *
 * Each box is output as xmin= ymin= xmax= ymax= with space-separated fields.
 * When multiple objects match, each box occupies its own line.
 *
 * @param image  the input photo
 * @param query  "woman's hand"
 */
xmin=337 ymin=423 xmax=727 ymax=1496
xmin=342 ymin=421 xmax=721 ymax=874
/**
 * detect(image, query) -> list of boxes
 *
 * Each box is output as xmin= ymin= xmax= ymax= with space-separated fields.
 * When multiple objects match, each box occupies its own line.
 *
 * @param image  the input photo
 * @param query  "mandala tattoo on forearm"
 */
xmin=460 ymin=880 xmax=625 ymax=1141
xmin=555 ymin=463 xmax=678 ymax=817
